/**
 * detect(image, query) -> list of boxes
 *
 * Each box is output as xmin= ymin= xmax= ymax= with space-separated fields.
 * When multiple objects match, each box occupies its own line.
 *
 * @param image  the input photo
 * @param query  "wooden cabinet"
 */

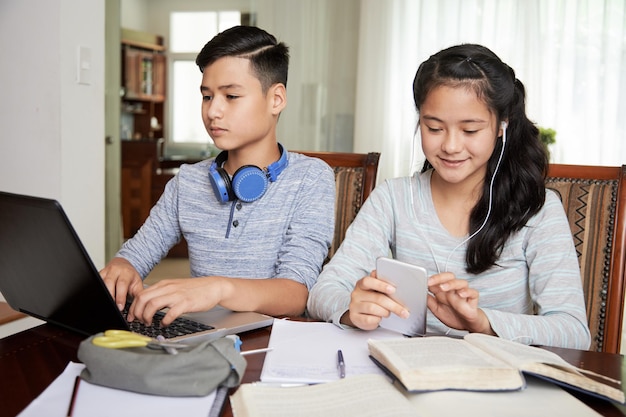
xmin=120 ymin=30 xmax=191 ymax=257
xmin=121 ymin=139 xmax=190 ymax=258
xmin=121 ymin=30 xmax=166 ymax=140
xmin=121 ymin=140 xmax=160 ymax=239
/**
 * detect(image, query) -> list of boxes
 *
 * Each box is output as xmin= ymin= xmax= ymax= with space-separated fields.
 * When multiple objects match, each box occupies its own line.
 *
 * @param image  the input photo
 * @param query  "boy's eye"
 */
xmin=226 ymin=95 xmax=239 ymax=100
xmin=202 ymin=95 xmax=212 ymax=101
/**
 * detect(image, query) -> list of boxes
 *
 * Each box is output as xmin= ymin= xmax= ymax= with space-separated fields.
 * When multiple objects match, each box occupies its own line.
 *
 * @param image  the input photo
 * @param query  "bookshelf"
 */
xmin=121 ymin=29 xmax=166 ymax=141
xmin=120 ymin=29 xmax=170 ymax=249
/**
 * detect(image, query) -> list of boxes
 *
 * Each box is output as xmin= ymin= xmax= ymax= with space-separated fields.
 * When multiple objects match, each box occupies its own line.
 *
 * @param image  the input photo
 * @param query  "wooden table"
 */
xmin=1 ymin=323 xmax=625 ymax=417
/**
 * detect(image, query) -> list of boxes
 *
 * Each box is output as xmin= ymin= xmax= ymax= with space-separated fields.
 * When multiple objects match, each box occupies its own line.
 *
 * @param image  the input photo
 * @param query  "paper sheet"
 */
xmin=405 ymin=375 xmax=602 ymax=417
xmin=231 ymin=374 xmax=417 ymax=417
xmin=260 ymin=319 xmax=403 ymax=384
xmin=17 ymin=362 xmax=222 ymax=417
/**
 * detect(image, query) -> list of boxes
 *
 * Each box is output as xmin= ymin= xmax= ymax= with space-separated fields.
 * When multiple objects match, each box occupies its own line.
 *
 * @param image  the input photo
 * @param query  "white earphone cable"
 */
xmin=442 ymin=123 xmax=507 ymax=271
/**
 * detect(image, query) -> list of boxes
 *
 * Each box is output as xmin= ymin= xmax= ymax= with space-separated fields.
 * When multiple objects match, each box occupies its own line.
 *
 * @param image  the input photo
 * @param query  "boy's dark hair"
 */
xmin=413 ymin=44 xmax=548 ymax=274
xmin=196 ymin=25 xmax=289 ymax=93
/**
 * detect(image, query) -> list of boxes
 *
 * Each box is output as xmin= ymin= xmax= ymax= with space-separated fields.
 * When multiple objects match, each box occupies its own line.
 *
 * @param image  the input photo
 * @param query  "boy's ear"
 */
xmin=268 ymin=83 xmax=287 ymax=116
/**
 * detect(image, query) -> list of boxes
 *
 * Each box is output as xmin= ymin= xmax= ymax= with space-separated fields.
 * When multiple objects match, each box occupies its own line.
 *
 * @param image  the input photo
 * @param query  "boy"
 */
xmin=100 ymin=26 xmax=335 ymax=326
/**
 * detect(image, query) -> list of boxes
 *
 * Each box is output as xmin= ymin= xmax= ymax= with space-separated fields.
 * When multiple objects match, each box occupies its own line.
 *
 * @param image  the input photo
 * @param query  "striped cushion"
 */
xmin=328 ymin=167 xmax=364 ymax=260
xmin=546 ymin=177 xmax=619 ymax=352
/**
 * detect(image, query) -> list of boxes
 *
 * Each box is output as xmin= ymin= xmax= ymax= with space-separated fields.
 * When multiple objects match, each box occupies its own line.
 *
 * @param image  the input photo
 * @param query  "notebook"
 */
xmin=0 ymin=191 xmax=274 ymax=342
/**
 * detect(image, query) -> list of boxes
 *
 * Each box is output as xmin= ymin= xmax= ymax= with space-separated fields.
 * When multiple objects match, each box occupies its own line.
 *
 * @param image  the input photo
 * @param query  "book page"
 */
xmin=368 ymin=337 xmax=524 ymax=391
xmin=464 ymin=333 xmax=625 ymax=404
xmin=369 ymin=336 xmax=511 ymax=371
xmin=230 ymin=374 xmax=416 ymax=417
xmin=463 ymin=333 xmax=576 ymax=370
xmin=404 ymin=375 xmax=602 ymax=417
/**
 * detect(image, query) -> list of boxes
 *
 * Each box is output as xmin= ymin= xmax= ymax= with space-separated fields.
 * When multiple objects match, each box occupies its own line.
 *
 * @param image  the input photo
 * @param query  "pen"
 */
xmin=337 ymin=349 xmax=346 ymax=379
xmin=240 ymin=347 xmax=273 ymax=356
xmin=67 ymin=375 xmax=81 ymax=417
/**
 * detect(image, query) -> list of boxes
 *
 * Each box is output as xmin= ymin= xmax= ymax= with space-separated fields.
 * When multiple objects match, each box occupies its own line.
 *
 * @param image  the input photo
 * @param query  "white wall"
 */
xmin=121 ymin=0 xmax=151 ymax=29
xmin=0 ymin=0 xmax=106 ymax=268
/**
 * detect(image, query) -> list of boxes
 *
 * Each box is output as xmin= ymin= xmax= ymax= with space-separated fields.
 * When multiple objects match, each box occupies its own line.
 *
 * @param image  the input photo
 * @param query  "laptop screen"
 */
xmin=0 ymin=192 xmax=128 ymax=335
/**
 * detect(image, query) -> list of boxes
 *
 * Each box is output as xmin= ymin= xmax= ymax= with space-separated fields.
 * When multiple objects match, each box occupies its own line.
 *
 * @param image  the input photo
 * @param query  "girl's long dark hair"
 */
xmin=414 ymin=44 xmax=548 ymax=274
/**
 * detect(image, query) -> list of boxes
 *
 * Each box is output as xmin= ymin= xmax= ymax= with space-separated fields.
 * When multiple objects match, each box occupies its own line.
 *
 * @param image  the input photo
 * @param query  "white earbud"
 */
xmin=501 ymin=121 xmax=508 ymax=144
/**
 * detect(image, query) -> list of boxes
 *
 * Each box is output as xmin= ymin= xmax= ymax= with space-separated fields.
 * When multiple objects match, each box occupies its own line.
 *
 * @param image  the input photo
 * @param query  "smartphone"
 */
xmin=376 ymin=257 xmax=428 ymax=336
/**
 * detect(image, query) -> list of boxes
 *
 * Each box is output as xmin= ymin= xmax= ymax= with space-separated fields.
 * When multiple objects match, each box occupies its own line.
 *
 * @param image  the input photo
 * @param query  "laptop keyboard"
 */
xmin=122 ymin=304 xmax=214 ymax=339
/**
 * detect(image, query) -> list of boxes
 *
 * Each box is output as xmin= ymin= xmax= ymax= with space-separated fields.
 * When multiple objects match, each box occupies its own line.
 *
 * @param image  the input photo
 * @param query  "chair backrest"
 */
xmin=545 ymin=164 xmax=626 ymax=353
xmin=295 ymin=151 xmax=381 ymax=259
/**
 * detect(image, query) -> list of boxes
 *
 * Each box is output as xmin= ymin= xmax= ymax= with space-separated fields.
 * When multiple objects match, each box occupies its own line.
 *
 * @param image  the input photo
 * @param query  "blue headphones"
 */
xmin=209 ymin=143 xmax=289 ymax=203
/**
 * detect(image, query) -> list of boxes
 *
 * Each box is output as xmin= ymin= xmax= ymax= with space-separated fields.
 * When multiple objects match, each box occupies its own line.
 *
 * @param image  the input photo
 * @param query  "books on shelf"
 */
xmin=367 ymin=333 xmax=625 ymax=404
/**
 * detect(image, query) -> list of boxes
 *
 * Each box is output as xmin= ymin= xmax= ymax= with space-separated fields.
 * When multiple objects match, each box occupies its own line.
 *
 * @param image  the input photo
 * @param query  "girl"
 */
xmin=307 ymin=44 xmax=590 ymax=349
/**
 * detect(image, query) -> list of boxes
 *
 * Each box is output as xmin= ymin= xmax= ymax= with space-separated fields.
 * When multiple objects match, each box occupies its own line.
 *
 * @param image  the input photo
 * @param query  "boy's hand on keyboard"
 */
xmin=99 ymin=257 xmax=144 ymax=312
xmin=125 ymin=277 xmax=227 ymax=326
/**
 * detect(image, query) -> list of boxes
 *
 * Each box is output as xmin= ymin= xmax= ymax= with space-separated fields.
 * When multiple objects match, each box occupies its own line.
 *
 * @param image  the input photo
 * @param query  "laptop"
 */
xmin=0 ymin=191 xmax=273 ymax=343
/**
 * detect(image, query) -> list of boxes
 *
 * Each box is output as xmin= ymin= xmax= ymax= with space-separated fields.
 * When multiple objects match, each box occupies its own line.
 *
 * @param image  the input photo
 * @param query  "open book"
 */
xmin=368 ymin=333 xmax=625 ymax=404
xmin=230 ymin=373 xmax=605 ymax=417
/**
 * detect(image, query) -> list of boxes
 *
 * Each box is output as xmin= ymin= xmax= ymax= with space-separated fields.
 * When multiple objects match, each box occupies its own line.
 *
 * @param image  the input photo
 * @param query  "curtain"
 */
xmin=354 ymin=0 xmax=626 ymax=182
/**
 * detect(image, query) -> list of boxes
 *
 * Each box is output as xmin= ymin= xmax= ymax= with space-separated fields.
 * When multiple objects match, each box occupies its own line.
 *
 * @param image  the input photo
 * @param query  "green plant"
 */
xmin=538 ymin=127 xmax=556 ymax=148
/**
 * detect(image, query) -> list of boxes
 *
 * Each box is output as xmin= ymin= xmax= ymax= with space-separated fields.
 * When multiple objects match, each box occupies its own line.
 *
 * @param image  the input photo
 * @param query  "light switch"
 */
xmin=77 ymin=46 xmax=92 ymax=85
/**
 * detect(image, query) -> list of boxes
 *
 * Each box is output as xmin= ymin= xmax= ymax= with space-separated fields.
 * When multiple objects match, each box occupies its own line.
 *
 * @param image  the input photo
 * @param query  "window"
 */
xmin=169 ymin=11 xmax=241 ymax=144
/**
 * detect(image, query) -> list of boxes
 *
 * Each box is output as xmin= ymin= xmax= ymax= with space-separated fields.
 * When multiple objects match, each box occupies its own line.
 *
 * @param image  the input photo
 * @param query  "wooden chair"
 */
xmin=295 ymin=151 xmax=381 ymax=259
xmin=545 ymin=164 xmax=626 ymax=353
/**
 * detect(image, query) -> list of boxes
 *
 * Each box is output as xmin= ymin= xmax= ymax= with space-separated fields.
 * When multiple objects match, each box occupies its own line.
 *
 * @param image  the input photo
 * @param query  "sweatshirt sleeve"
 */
xmin=307 ymin=181 xmax=397 ymax=324
xmin=483 ymin=192 xmax=591 ymax=350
